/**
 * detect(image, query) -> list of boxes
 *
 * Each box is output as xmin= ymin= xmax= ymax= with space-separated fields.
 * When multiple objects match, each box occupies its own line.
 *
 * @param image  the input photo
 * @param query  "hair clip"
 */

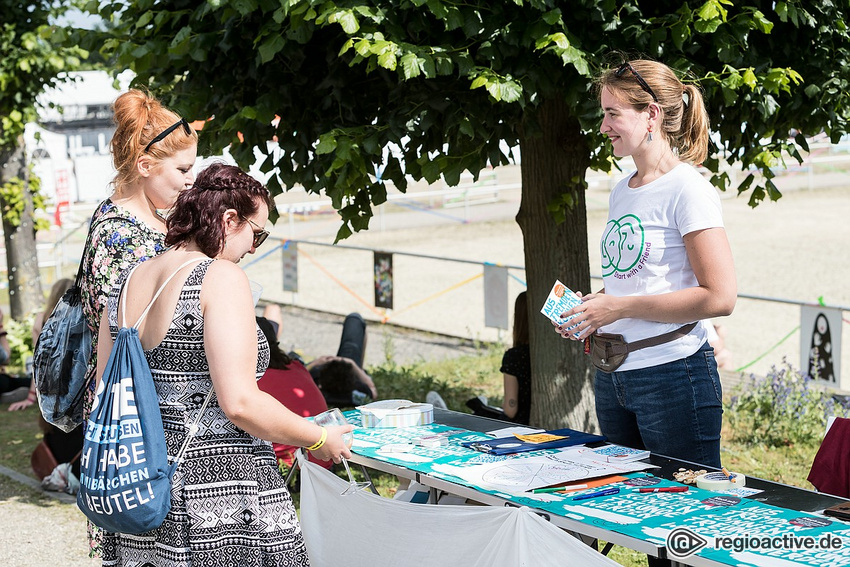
xmin=682 ymin=92 xmax=690 ymax=107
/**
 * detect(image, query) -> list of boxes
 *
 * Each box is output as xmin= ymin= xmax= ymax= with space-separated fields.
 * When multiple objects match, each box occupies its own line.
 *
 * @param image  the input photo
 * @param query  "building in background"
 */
xmin=24 ymin=70 xmax=132 ymax=215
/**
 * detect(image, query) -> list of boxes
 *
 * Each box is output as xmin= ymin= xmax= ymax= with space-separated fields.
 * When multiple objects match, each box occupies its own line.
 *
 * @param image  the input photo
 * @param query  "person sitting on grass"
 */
xmin=9 ymin=279 xmax=84 ymax=483
xmin=0 ymin=309 xmax=26 ymax=404
xmin=465 ymin=291 xmax=531 ymax=425
xmin=303 ymin=313 xmax=378 ymax=406
xmin=309 ymin=356 xmax=375 ymax=406
xmin=256 ymin=316 xmax=332 ymax=472
xmin=261 ymin=307 xmax=377 ymax=407
xmin=9 ymin=279 xmax=74 ymax=411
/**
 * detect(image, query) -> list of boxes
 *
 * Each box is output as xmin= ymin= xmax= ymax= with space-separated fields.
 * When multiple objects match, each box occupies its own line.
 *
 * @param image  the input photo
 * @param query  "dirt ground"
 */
xmin=0 ymin=468 xmax=93 ymax=567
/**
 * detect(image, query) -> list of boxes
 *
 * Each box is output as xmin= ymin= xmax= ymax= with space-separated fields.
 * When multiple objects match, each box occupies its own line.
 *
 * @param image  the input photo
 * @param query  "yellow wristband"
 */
xmin=306 ymin=427 xmax=327 ymax=451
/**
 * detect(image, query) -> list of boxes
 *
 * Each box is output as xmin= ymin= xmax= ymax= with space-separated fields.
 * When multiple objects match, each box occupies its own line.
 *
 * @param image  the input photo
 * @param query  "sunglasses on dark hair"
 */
xmin=144 ymin=118 xmax=192 ymax=153
xmin=240 ymin=215 xmax=270 ymax=248
xmin=615 ymin=62 xmax=659 ymax=103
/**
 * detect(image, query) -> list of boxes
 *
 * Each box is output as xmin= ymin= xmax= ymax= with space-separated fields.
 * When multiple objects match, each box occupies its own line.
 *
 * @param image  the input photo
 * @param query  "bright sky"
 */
xmin=51 ymin=6 xmax=102 ymax=29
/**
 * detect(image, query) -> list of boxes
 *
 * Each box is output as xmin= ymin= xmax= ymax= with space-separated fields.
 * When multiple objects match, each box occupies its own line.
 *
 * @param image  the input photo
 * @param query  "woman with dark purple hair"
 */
xmin=96 ymin=162 xmax=352 ymax=566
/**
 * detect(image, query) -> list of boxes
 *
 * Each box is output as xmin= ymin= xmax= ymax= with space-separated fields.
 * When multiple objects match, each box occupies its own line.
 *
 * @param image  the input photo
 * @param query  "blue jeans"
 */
xmin=594 ymin=343 xmax=723 ymax=468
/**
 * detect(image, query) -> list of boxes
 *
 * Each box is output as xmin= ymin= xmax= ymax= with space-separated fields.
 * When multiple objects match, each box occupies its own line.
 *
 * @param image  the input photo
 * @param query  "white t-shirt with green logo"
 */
xmin=598 ymin=162 xmax=724 ymax=371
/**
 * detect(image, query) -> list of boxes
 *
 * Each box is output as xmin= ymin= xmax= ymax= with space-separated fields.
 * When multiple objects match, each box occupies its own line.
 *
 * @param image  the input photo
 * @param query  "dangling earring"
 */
xmin=647 ymin=126 xmax=654 ymax=143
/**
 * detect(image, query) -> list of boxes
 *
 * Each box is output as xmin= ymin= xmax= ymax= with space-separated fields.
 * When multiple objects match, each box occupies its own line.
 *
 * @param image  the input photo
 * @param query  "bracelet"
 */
xmin=305 ymin=427 xmax=327 ymax=451
xmin=27 ymin=393 xmax=36 ymax=402
xmin=0 ymin=331 xmax=7 ymax=337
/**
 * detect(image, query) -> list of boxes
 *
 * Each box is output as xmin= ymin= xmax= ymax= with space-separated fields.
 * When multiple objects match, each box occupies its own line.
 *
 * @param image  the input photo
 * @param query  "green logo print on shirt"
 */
xmin=601 ymin=214 xmax=645 ymax=277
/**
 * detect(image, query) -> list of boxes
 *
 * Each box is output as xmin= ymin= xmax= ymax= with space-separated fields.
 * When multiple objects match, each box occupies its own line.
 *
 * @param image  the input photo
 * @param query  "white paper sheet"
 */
xmin=432 ymin=446 xmax=655 ymax=493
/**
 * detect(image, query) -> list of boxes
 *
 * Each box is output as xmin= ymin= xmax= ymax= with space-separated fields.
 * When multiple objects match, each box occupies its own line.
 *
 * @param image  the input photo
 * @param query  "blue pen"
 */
xmin=572 ymin=487 xmax=620 ymax=501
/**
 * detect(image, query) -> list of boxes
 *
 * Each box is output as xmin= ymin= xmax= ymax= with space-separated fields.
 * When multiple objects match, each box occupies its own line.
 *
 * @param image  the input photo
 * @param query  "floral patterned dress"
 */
xmin=79 ymin=199 xmax=166 ymax=555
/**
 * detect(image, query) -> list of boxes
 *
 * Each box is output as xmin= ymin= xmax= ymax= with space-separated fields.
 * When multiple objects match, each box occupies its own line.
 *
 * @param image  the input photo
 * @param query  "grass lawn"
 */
xmin=1 ymin=402 xmax=45 ymax=479
xmin=0 ymin=350 xmax=826 ymax=567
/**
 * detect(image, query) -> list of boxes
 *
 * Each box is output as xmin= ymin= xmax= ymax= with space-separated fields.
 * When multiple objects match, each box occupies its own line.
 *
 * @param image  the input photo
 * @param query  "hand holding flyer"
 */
xmin=540 ymin=280 xmax=582 ymax=336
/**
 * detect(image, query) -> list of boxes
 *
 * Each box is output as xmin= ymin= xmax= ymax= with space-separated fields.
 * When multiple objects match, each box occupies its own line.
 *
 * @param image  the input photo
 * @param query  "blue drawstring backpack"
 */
xmin=77 ymin=259 xmax=211 ymax=534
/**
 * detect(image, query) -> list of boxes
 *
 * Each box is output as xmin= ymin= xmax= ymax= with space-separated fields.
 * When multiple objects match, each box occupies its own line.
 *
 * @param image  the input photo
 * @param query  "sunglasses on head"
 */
xmin=240 ymin=215 xmax=270 ymax=248
xmin=615 ymin=62 xmax=659 ymax=103
xmin=144 ymin=118 xmax=192 ymax=153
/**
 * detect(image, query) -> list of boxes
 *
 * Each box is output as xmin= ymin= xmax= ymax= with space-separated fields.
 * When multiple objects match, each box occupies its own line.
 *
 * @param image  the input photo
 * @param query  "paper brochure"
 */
xmin=540 ymin=280 xmax=582 ymax=333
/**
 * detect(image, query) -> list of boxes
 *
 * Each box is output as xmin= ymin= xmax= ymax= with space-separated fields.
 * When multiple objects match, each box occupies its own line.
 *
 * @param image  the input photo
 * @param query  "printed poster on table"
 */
xmin=341 ymin=408 xmax=850 ymax=567
xmin=374 ymin=252 xmax=393 ymax=309
xmin=650 ymin=498 xmax=847 ymax=567
xmin=431 ymin=446 xmax=653 ymax=494
xmin=514 ymin=477 xmax=849 ymax=567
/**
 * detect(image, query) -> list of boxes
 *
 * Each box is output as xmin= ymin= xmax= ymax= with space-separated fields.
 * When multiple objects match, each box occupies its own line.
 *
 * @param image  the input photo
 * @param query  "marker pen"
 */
xmin=637 ymin=486 xmax=689 ymax=493
xmin=572 ymin=487 xmax=620 ymax=501
xmin=532 ymin=484 xmax=588 ymax=494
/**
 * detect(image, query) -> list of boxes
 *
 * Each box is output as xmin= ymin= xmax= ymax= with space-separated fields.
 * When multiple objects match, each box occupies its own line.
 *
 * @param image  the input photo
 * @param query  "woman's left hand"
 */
xmin=311 ymin=424 xmax=354 ymax=464
xmin=556 ymin=293 xmax=622 ymax=340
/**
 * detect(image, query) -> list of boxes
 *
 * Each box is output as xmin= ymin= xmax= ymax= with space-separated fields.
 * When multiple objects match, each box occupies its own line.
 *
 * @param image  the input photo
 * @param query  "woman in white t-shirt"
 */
xmin=556 ymin=59 xmax=736 ymax=469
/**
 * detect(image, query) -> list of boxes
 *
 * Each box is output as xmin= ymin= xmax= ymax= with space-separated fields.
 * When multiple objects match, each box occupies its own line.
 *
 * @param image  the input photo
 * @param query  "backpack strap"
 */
xmin=118 ymin=256 xmax=214 ymax=469
xmin=173 ymin=386 xmax=215 ymax=466
xmin=75 ymin=202 xmax=134 ymax=288
xmin=120 ymin=258 xmax=206 ymax=330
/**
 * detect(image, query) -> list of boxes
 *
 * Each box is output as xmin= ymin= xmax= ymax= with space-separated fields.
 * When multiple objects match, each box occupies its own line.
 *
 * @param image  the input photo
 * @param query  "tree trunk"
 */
xmin=517 ymin=97 xmax=597 ymax=432
xmin=0 ymin=136 xmax=44 ymax=318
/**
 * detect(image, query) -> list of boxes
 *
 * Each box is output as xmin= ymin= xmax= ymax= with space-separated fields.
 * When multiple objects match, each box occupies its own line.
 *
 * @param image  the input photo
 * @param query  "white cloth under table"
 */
xmin=298 ymin=454 xmax=620 ymax=567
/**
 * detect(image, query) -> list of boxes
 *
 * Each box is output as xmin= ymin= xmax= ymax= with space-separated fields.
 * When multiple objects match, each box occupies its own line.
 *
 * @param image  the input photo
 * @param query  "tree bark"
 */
xmin=0 ymin=136 xmax=44 ymax=318
xmin=517 ymin=97 xmax=597 ymax=432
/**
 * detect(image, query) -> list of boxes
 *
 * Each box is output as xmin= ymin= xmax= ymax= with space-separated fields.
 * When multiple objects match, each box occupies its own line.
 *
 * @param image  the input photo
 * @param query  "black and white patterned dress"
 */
xmin=101 ymin=260 xmax=309 ymax=567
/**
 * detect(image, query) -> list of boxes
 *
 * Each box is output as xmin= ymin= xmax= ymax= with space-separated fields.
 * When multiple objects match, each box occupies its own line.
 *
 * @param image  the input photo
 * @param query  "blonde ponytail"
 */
xmin=677 ymin=84 xmax=709 ymax=164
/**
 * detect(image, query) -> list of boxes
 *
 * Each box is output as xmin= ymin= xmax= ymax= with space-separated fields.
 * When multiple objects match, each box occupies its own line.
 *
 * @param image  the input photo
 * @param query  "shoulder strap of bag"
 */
xmin=119 ymin=257 xmax=214 ymax=468
xmin=173 ymin=387 xmax=215 ymax=466
xmin=75 ymin=201 xmax=132 ymax=288
xmin=626 ymin=322 xmax=698 ymax=353
xmin=120 ymin=258 xmax=206 ymax=330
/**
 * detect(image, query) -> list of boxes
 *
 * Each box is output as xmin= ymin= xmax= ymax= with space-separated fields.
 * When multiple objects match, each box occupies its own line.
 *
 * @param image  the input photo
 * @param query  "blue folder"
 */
xmin=461 ymin=428 xmax=606 ymax=455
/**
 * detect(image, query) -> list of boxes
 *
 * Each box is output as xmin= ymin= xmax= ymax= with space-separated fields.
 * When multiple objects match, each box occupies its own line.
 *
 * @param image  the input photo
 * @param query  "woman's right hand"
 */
xmin=309 ymin=424 xmax=354 ymax=463
xmin=8 ymin=397 xmax=35 ymax=411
